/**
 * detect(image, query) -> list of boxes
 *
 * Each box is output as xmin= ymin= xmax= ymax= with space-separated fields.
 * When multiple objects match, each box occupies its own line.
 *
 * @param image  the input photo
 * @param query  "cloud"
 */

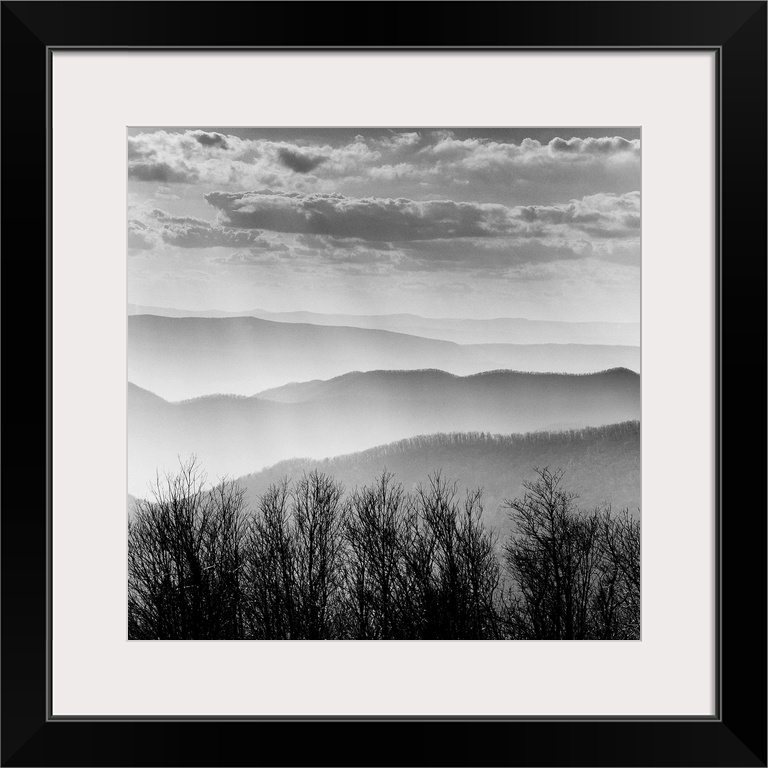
xmin=295 ymin=234 xmax=395 ymax=251
xmin=213 ymin=250 xmax=288 ymax=267
xmin=127 ymin=141 xmax=153 ymax=160
xmin=205 ymin=190 xmax=525 ymax=240
xmin=153 ymin=185 xmax=180 ymax=201
xmin=126 ymin=130 xmax=640 ymax=202
xmin=144 ymin=209 xmax=289 ymax=249
xmin=128 ymin=186 xmax=638 ymax=271
xmin=372 ymin=132 xmax=421 ymax=151
xmin=191 ymin=130 xmax=229 ymax=149
xmin=127 ymin=219 xmax=158 ymax=250
xmin=278 ymin=148 xmax=327 ymax=173
xmin=127 ymin=131 xmax=250 ymax=186
xmin=204 ymin=189 xmax=639 ymax=244
xmin=514 ymin=192 xmax=641 ymax=238
xmin=162 ymin=224 xmax=272 ymax=248
xmin=548 ymin=136 xmax=638 ymax=155
xmin=126 ymin=130 xmax=374 ymax=188
xmin=128 ymin=161 xmax=198 ymax=184
xmin=586 ymin=239 xmax=641 ymax=266
xmin=368 ymin=163 xmax=418 ymax=181
xmin=290 ymin=233 xmax=588 ymax=273
xmin=424 ymin=135 xmax=639 ymax=163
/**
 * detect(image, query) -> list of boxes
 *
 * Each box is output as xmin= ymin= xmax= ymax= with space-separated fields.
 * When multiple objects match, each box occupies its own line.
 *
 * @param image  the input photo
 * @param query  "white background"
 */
xmin=52 ymin=51 xmax=716 ymax=717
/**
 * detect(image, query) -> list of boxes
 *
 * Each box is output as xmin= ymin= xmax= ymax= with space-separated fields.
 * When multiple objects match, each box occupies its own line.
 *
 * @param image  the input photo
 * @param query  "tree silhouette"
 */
xmin=129 ymin=460 xmax=639 ymax=640
xmin=290 ymin=471 xmax=348 ymax=639
xmin=502 ymin=467 xmax=639 ymax=640
xmin=343 ymin=471 xmax=411 ymax=639
xmin=128 ymin=458 xmax=247 ymax=639
xmin=413 ymin=474 xmax=501 ymax=639
xmin=243 ymin=478 xmax=294 ymax=639
xmin=592 ymin=508 xmax=640 ymax=639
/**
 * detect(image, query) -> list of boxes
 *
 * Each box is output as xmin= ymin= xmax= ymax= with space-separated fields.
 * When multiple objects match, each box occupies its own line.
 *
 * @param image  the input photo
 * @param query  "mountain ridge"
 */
xmin=235 ymin=421 xmax=641 ymax=534
xmin=128 ymin=368 xmax=640 ymax=495
xmin=128 ymin=304 xmax=640 ymax=346
xmin=128 ymin=315 xmax=640 ymax=400
xmin=253 ymin=366 xmax=637 ymax=404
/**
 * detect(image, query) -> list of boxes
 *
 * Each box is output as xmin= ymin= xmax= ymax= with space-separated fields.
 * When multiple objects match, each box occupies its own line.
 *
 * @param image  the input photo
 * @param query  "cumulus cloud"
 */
xmin=424 ymin=134 xmax=639 ymax=162
xmin=133 ymin=209 xmax=289 ymax=249
xmin=278 ymin=148 xmax=327 ymax=173
xmin=127 ymin=186 xmax=638 ymax=271
xmin=372 ymin=132 xmax=421 ymax=151
xmin=191 ymin=130 xmax=229 ymax=149
xmin=205 ymin=190 xmax=525 ymax=240
xmin=204 ymin=189 xmax=639 ymax=245
xmin=162 ymin=224 xmax=273 ymax=249
xmin=514 ymin=192 xmax=641 ymax=238
xmin=295 ymin=234 xmax=395 ymax=251
xmin=127 ymin=219 xmax=158 ymax=250
xmin=126 ymin=129 xmax=640 ymax=202
xmin=127 ymin=130 xmax=376 ymax=189
xmin=128 ymin=161 xmax=199 ymax=184
xmin=548 ymin=136 xmax=638 ymax=155
xmin=127 ymin=131 xmax=250 ymax=186
xmin=128 ymin=129 xmax=640 ymax=322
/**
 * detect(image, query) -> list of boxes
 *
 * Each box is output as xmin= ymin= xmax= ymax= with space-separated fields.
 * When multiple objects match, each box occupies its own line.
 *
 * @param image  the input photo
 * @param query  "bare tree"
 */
xmin=243 ymin=478 xmax=295 ymax=639
xmin=502 ymin=467 xmax=639 ymax=640
xmin=129 ymin=459 xmax=638 ymax=641
xmin=291 ymin=471 xmax=348 ymax=639
xmin=343 ymin=471 xmax=410 ymax=639
xmin=592 ymin=508 xmax=640 ymax=639
xmin=454 ymin=488 xmax=503 ymax=638
xmin=502 ymin=468 xmax=601 ymax=639
xmin=128 ymin=457 xmax=248 ymax=639
xmin=396 ymin=490 xmax=439 ymax=639
xmin=341 ymin=471 xmax=502 ymax=640
xmin=411 ymin=473 xmax=502 ymax=639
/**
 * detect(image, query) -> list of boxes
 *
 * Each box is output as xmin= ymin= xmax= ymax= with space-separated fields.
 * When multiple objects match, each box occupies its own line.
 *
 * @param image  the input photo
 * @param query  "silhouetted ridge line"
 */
xmin=129 ymin=315 xmax=640 ymax=400
xmin=240 ymin=421 xmax=640 ymax=479
xmin=128 ymin=368 xmax=639 ymax=495
xmin=129 ymin=462 xmax=640 ymax=640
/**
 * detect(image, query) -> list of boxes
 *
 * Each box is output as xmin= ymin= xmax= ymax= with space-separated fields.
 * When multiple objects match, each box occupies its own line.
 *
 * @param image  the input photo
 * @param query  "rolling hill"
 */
xmin=236 ymin=421 xmax=641 ymax=534
xmin=128 ymin=315 xmax=640 ymax=400
xmin=128 ymin=304 xmax=640 ymax=346
xmin=127 ymin=367 xmax=640 ymax=496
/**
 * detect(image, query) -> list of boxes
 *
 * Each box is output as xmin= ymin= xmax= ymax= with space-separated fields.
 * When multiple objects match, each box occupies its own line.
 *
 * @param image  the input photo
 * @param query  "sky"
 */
xmin=127 ymin=127 xmax=640 ymax=322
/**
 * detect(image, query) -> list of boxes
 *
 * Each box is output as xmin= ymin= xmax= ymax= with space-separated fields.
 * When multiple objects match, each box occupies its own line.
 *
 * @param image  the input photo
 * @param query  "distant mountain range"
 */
xmin=128 ymin=315 xmax=640 ymax=400
xmin=236 ymin=421 xmax=641 ymax=534
xmin=128 ymin=304 xmax=640 ymax=346
xmin=127 ymin=367 xmax=640 ymax=496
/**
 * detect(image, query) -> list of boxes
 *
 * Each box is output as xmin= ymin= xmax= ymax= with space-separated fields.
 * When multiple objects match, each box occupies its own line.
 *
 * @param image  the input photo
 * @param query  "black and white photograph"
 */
xmin=127 ymin=127 xmax=641 ymax=641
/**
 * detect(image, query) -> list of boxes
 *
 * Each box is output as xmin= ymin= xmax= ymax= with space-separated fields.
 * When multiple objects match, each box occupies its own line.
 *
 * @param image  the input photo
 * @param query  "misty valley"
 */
xmin=127 ymin=126 xmax=641 ymax=641
xmin=128 ymin=309 xmax=641 ymax=641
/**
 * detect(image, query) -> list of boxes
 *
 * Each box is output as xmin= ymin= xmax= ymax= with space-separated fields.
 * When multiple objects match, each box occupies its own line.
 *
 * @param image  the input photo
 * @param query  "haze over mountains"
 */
xmin=236 ymin=421 xmax=641 ymax=534
xmin=127 ymin=367 xmax=639 ymax=496
xmin=129 ymin=305 xmax=640 ymax=347
xmin=127 ymin=128 xmax=643 ymax=640
xmin=129 ymin=315 xmax=640 ymax=401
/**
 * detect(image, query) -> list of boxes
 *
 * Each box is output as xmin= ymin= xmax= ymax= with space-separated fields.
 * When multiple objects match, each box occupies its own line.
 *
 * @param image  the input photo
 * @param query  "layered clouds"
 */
xmin=130 ymin=188 xmax=639 ymax=268
xmin=127 ymin=128 xmax=640 ymax=321
xmin=205 ymin=188 xmax=640 ymax=243
xmin=127 ymin=128 xmax=639 ymax=202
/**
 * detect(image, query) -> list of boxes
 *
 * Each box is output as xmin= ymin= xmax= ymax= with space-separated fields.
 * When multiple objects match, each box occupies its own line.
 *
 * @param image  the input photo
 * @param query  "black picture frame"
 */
xmin=3 ymin=2 xmax=765 ymax=765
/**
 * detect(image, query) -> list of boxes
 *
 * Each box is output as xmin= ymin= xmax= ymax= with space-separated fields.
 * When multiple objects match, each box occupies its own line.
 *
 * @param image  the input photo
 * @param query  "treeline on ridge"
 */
xmin=129 ymin=459 xmax=640 ymax=641
xmin=283 ymin=421 xmax=640 ymax=465
xmin=239 ymin=421 xmax=641 ymax=531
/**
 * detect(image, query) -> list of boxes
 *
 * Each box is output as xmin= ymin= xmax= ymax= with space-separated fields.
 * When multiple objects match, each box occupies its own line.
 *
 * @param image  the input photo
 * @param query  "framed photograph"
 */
xmin=4 ymin=1 xmax=765 ymax=765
